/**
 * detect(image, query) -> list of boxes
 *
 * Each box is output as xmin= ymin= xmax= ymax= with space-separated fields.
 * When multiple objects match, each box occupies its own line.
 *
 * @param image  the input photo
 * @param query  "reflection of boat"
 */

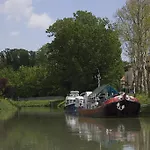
xmin=65 ymin=115 xmax=141 ymax=147
xmin=65 ymin=85 xmax=141 ymax=118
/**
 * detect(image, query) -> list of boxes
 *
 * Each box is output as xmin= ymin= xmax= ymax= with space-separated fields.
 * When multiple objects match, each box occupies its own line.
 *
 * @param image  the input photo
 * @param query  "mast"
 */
xmin=97 ymin=69 xmax=101 ymax=87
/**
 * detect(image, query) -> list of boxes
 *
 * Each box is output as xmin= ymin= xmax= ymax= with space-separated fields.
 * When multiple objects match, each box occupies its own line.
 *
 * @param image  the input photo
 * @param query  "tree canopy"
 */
xmin=46 ymin=10 xmax=123 ymax=94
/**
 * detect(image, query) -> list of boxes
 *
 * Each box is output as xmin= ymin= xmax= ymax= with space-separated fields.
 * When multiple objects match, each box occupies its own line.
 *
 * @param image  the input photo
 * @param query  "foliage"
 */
xmin=0 ymin=66 xmax=49 ymax=97
xmin=0 ymin=78 xmax=8 ymax=92
xmin=116 ymin=0 xmax=150 ymax=93
xmin=0 ymin=48 xmax=36 ymax=70
xmin=36 ymin=43 xmax=50 ymax=66
xmin=136 ymin=93 xmax=150 ymax=105
xmin=0 ymin=78 xmax=17 ymax=99
xmin=46 ymin=10 xmax=124 ymax=94
xmin=135 ymin=93 xmax=150 ymax=116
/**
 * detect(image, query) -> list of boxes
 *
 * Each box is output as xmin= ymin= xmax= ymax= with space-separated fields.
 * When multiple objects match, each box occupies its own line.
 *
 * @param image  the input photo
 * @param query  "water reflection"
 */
xmin=65 ymin=115 xmax=141 ymax=150
xmin=1 ymin=108 xmax=150 ymax=150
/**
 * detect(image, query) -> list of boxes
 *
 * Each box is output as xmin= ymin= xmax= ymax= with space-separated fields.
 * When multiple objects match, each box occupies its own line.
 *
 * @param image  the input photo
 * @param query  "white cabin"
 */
xmin=65 ymin=90 xmax=93 ymax=108
xmin=65 ymin=91 xmax=80 ymax=106
xmin=80 ymin=91 xmax=92 ymax=108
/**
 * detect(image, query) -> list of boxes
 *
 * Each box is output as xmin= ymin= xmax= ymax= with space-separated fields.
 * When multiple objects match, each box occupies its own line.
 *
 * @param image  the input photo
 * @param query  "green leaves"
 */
xmin=0 ymin=49 xmax=36 ymax=70
xmin=46 ymin=10 xmax=123 ymax=93
xmin=0 ymin=66 xmax=49 ymax=97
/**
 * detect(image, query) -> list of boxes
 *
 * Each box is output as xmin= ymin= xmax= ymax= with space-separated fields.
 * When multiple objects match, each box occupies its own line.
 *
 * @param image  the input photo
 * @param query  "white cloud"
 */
xmin=0 ymin=0 xmax=53 ymax=29
xmin=0 ymin=0 xmax=33 ymax=21
xmin=10 ymin=31 xmax=20 ymax=36
xmin=28 ymin=13 xmax=53 ymax=29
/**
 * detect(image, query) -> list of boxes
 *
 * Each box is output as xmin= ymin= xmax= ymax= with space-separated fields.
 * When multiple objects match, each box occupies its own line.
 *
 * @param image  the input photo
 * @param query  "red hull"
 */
xmin=77 ymin=96 xmax=141 ymax=118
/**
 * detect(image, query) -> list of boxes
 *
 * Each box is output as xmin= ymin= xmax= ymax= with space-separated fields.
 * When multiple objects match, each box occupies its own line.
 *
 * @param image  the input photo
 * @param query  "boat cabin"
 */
xmin=65 ymin=91 xmax=80 ymax=106
xmin=75 ymin=96 xmax=85 ymax=108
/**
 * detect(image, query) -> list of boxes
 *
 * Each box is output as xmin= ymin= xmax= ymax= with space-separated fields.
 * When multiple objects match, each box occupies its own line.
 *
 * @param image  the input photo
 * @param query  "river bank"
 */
xmin=0 ymin=98 xmax=17 ymax=111
xmin=0 ymin=98 xmax=18 ymax=121
xmin=1 ymin=94 xmax=150 ymax=118
xmin=11 ymin=99 xmax=64 ymax=109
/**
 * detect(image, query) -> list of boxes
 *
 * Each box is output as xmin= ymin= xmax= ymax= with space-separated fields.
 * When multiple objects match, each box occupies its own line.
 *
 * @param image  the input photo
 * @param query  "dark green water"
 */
xmin=0 ymin=108 xmax=150 ymax=150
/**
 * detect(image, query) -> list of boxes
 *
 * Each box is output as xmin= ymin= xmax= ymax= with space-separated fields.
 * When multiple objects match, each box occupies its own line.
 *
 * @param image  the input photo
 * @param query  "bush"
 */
xmin=136 ymin=93 xmax=150 ymax=104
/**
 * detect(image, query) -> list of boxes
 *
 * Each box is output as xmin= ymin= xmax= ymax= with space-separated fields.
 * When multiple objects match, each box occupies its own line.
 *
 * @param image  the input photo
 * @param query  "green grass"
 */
xmin=11 ymin=99 xmax=64 ymax=108
xmin=134 ymin=93 xmax=150 ymax=116
xmin=0 ymin=98 xmax=17 ymax=111
xmin=136 ymin=94 xmax=150 ymax=105
xmin=0 ymin=97 xmax=18 ymax=121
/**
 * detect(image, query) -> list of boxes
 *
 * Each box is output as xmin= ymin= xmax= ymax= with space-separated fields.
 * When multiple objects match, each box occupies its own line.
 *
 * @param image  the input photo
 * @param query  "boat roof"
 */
xmin=66 ymin=96 xmax=76 ymax=100
xmin=80 ymin=91 xmax=92 ymax=96
xmin=76 ymin=96 xmax=84 ymax=99
xmin=88 ymin=84 xmax=118 ymax=98
xmin=70 ymin=91 xmax=79 ymax=94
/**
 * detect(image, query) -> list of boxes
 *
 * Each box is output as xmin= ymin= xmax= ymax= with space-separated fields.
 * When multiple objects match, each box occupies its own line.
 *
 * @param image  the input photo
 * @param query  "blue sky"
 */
xmin=0 ymin=0 xmax=126 ymax=51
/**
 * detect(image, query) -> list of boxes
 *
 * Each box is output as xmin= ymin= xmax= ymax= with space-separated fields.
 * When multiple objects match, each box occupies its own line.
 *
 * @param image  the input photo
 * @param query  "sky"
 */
xmin=0 ymin=0 xmax=126 ymax=51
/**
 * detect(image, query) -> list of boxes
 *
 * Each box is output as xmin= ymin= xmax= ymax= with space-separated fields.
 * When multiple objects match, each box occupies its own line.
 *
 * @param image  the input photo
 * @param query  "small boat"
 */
xmin=64 ymin=85 xmax=141 ymax=118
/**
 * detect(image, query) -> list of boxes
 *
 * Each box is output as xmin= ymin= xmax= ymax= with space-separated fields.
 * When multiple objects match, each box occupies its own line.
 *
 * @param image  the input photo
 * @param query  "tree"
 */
xmin=36 ymin=43 xmax=50 ymax=66
xmin=46 ymin=10 xmax=123 ymax=94
xmin=0 ymin=48 xmax=36 ymax=70
xmin=116 ymin=0 xmax=150 ymax=93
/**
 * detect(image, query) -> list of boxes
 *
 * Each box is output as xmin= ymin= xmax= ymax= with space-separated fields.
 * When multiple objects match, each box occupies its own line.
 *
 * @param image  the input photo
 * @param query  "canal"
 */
xmin=0 ymin=108 xmax=150 ymax=150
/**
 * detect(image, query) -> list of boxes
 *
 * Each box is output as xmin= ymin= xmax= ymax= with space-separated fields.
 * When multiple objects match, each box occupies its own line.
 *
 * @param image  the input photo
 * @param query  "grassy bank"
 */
xmin=135 ymin=94 xmax=150 ymax=116
xmin=0 ymin=98 xmax=18 ymax=121
xmin=136 ymin=94 xmax=150 ymax=105
xmin=0 ymin=98 xmax=17 ymax=111
xmin=11 ymin=99 xmax=64 ymax=108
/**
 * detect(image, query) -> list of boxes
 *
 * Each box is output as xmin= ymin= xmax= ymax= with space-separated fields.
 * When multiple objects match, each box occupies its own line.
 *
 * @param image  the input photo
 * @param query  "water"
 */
xmin=0 ymin=108 xmax=150 ymax=150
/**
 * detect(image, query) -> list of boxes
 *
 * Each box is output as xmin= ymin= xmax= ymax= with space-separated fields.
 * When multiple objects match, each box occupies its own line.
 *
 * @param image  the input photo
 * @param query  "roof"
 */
xmin=88 ymin=84 xmax=118 ymax=98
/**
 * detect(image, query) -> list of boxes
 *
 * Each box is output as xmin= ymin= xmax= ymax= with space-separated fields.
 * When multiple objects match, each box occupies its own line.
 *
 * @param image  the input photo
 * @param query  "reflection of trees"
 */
xmin=138 ymin=118 xmax=150 ymax=150
xmin=2 ymin=111 xmax=150 ymax=150
xmin=65 ymin=116 xmax=150 ymax=150
xmin=0 ymin=112 xmax=100 ymax=150
xmin=65 ymin=115 xmax=142 ymax=149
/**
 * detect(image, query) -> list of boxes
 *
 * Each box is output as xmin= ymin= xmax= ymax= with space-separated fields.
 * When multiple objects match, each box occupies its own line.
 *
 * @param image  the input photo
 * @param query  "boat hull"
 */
xmin=77 ymin=100 xmax=141 ymax=118
xmin=104 ymin=100 xmax=141 ymax=117
xmin=64 ymin=104 xmax=77 ymax=115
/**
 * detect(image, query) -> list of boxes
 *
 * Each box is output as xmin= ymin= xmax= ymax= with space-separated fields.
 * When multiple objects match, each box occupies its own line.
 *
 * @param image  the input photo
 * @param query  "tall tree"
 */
xmin=46 ymin=10 xmax=123 ymax=94
xmin=116 ymin=0 xmax=150 ymax=93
